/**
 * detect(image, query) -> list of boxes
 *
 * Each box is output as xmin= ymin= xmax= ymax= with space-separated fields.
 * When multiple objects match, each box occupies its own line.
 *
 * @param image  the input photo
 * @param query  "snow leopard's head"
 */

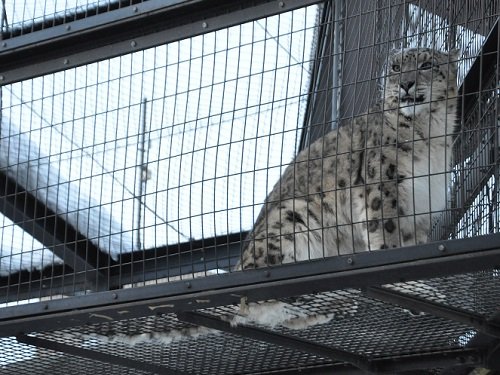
xmin=382 ymin=48 xmax=459 ymax=117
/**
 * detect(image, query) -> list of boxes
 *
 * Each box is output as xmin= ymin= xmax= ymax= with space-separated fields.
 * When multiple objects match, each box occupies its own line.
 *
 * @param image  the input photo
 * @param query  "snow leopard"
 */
xmin=238 ymin=48 xmax=459 ymax=269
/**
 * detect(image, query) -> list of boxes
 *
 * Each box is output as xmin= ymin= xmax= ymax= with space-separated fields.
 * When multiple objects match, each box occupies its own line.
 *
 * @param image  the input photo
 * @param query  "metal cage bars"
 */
xmin=0 ymin=1 xmax=499 ymax=373
xmin=0 ymin=0 xmax=497 ymax=303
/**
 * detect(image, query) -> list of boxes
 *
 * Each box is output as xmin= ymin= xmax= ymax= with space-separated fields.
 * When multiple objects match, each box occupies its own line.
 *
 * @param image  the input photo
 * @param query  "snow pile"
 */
xmin=0 ymin=116 xmax=133 ymax=275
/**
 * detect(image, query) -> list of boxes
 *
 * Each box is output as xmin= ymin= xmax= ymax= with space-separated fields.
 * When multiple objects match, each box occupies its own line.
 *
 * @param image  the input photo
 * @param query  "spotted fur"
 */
xmin=238 ymin=48 xmax=459 ymax=269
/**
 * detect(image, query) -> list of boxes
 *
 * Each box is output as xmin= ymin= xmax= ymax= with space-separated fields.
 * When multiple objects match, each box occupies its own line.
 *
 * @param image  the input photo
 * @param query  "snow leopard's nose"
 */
xmin=400 ymin=80 xmax=415 ymax=94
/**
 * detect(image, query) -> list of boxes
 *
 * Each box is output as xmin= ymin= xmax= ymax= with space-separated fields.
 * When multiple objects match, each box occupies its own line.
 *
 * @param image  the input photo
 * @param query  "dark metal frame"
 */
xmin=2 ymin=232 xmax=499 ymax=373
xmin=0 ymin=0 xmax=322 ymax=85
xmin=1 ymin=233 xmax=500 ymax=335
xmin=13 ymin=331 xmax=487 ymax=374
xmin=0 ymin=172 xmax=110 ymax=276
xmin=2 ymin=3 xmax=498 ymax=305
xmin=0 ymin=231 xmax=245 ymax=303
xmin=16 ymin=334 xmax=185 ymax=375
xmin=0 ymin=1 xmax=499 ymax=374
xmin=366 ymin=286 xmax=500 ymax=339
xmin=0 ymin=0 xmax=322 ymax=302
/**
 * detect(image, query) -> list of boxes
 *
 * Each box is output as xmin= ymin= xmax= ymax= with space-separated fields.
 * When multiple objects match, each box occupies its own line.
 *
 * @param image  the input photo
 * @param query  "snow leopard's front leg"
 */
xmin=364 ymin=179 xmax=403 ymax=250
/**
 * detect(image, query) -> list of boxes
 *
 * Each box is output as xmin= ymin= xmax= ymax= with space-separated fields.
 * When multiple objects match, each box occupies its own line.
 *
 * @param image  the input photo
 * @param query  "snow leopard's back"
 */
xmin=238 ymin=48 xmax=458 ymax=269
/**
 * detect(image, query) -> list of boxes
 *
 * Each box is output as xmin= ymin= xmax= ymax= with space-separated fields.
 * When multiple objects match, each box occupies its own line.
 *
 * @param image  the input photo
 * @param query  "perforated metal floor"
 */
xmin=2 ymin=266 xmax=499 ymax=374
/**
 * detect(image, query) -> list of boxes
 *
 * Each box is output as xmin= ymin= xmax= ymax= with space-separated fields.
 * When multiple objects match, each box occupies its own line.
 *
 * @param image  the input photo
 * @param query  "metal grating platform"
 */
xmin=2 ymin=267 xmax=498 ymax=374
xmin=1 ymin=237 xmax=500 ymax=374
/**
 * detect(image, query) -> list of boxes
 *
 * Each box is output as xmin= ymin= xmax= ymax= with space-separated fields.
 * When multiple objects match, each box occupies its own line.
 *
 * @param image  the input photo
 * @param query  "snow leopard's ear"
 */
xmin=387 ymin=47 xmax=403 ymax=61
xmin=383 ymin=47 xmax=403 ymax=72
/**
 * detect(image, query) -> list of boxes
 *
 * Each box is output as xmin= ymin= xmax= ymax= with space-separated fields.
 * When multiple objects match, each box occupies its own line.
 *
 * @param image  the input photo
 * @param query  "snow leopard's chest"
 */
xmin=360 ymin=113 xmax=451 ymax=219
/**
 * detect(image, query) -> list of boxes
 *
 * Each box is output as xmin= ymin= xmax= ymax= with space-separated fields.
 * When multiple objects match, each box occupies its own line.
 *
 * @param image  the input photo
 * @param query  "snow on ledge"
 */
xmin=0 ymin=116 xmax=134 ymax=275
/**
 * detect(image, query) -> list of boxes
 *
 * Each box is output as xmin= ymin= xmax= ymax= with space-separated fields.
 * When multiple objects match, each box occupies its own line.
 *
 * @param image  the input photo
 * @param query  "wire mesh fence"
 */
xmin=0 ymin=0 xmax=499 ymax=372
xmin=0 ymin=0 xmax=498 ymax=300
xmin=1 ymin=2 xmax=322 ymax=299
xmin=0 ymin=0 xmax=147 ymax=37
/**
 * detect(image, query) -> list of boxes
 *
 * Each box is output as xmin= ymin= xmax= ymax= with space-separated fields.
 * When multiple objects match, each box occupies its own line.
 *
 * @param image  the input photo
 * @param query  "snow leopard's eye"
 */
xmin=392 ymin=64 xmax=401 ymax=72
xmin=419 ymin=61 xmax=434 ymax=70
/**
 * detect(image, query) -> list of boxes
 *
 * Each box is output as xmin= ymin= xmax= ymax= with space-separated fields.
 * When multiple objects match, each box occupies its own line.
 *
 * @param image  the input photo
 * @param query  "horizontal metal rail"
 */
xmin=0 ymin=0 xmax=322 ymax=85
xmin=0 ymin=171 xmax=110 ymax=278
xmin=16 ymin=334 xmax=185 ymax=375
xmin=177 ymin=311 xmax=373 ymax=373
xmin=1 ymin=233 xmax=500 ymax=337
xmin=0 ymin=232 xmax=244 ymax=304
xmin=365 ymin=286 xmax=500 ymax=339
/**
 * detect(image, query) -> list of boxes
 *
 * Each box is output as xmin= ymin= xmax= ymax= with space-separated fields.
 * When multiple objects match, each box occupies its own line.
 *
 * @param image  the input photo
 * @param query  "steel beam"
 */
xmin=0 ymin=171 xmax=109 ymax=281
xmin=177 ymin=311 xmax=373 ymax=373
xmin=113 ymin=232 xmax=244 ymax=285
xmin=365 ymin=286 xmax=500 ymax=339
xmin=16 ymin=334 xmax=185 ymax=375
xmin=177 ymin=312 xmax=485 ymax=373
xmin=0 ymin=232 xmax=243 ymax=304
xmin=1 ymin=233 xmax=500 ymax=337
xmin=458 ymin=21 xmax=498 ymax=117
xmin=0 ymin=0 xmax=322 ymax=85
xmin=14 ymin=333 xmax=485 ymax=374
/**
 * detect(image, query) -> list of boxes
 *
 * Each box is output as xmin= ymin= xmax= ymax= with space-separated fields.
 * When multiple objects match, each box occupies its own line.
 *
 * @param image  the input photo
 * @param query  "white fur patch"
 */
xmin=227 ymin=293 xmax=359 ymax=329
xmin=228 ymin=300 xmax=336 ymax=329
xmin=65 ymin=293 xmax=360 ymax=347
xmin=68 ymin=326 xmax=218 ymax=347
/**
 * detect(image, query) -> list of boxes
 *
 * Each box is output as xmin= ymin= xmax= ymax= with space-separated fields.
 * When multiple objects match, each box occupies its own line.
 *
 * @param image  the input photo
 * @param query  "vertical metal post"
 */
xmin=338 ymin=0 xmax=376 ymax=120
xmin=0 ymin=0 xmax=7 ymax=36
xmin=300 ymin=2 xmax=337 ymax=148
xmin=135 ymin=97 xmax=148 ymax=251
xmin=330 ymin=0 xmax=343 ymax=130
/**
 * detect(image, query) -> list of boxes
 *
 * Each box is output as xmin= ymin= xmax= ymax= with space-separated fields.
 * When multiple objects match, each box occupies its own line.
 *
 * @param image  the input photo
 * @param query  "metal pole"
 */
xmin=135 ymin=97 xmax=148 ymax=251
